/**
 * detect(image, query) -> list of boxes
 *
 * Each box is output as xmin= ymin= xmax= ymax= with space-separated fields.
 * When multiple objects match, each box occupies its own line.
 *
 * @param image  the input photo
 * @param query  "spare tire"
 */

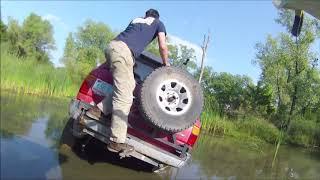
xmin=139 ymin=66 xmax=203 ymax=133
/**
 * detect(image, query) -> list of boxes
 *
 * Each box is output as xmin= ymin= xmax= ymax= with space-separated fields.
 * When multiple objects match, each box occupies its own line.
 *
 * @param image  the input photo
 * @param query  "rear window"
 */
xmin=134 ymin=61 xmax=155 ymax=82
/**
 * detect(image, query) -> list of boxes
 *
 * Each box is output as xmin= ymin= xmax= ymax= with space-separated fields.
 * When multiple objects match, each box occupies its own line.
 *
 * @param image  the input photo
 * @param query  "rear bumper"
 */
xmin=69 ymin=98 xmax=190 ymax=168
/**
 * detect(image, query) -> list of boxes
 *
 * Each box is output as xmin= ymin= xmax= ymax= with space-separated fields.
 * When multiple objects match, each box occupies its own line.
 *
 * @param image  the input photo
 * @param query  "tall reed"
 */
xmin=201 ymin=107 xmax=280 ymax=146
xmin=1 ymin=46 xmax=79 ymax=97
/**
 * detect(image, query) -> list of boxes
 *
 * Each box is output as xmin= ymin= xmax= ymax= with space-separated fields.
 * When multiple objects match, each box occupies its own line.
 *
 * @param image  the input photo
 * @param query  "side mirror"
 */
xmin=291 ymin=10 xmax=304 ymax=37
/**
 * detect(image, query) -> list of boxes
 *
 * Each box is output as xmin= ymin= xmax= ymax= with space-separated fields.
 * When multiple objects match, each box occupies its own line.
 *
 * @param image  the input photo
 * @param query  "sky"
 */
xmin=1 ymin=1 xmax=318 ymax=83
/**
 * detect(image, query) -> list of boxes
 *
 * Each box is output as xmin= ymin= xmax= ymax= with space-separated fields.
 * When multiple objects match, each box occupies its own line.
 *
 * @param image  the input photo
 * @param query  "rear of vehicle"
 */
xmin=68 ymin=52 xmax=202 ymax=169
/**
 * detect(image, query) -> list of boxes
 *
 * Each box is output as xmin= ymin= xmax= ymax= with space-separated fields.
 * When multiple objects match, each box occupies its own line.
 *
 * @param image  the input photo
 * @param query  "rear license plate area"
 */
xmin=92 ymin=79 xmax=113 ymax=96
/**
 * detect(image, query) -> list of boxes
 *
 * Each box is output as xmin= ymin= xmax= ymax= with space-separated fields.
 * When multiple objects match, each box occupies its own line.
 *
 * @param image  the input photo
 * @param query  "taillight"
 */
xmin=187 ymin=125 xmax=200 ymax=146
xmin=79 ymin=75 xmax=96 ymax=94
xmin=192 ymin=126 xmax=200 ymax=136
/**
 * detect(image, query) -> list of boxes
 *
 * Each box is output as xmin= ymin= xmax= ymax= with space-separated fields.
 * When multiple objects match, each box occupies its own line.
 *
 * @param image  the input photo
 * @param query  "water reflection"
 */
xmin=0 ymin=91 xmax=69 ymax=141
xmin=0 ymin=91 xmax=66 ymax=179
xmin=58 ymin=119 xmax=161 ymax=179
xmin=189 ymin=133 xmax=320 ymax=179
xmin=1 ymin=92 xmax=319 ymax=179
xmin=1 ymin=117 xmax=62 ymax=179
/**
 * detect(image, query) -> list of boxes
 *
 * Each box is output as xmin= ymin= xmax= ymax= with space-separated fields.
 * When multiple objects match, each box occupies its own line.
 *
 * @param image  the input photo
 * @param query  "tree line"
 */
xmin=1 ymin=11 xmax=319 ymax=146
xmin=1 ymin=13 xmax=55 ymax=63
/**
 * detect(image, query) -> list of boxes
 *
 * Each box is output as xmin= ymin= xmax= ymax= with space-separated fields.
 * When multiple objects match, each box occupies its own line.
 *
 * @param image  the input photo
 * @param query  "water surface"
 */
xmin=1 ymin=91 xmax=319 ymax=179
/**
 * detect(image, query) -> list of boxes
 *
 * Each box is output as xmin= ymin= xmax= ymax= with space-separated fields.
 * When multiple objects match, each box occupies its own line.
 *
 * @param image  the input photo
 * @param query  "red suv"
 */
xmin=68 ymin=51 xmax=203 ymax=170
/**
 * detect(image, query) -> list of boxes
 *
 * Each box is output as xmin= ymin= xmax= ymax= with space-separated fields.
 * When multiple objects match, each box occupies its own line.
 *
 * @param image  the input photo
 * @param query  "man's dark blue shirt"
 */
xmin=115 ymin=17 xmax=166 ymax=58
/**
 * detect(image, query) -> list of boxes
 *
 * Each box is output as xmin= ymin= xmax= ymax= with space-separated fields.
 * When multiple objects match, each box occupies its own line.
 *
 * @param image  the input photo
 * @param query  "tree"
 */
xmin=145 ymin=38 xmax=180 ymax=63
xmin=61 ymin=33 xmax=78 ymax=82
xmin=171 ymin=44 xmax=197 ymax=73
xmin=5 ymin=13 xmax=55 ymax=63
xmin=195 ymin=66 xmax=219 ymax=111
xmin=145 ymin=39 xmax=161 ymax=57
xmin=146 ymin=37 xmax=197 ymax=73
xmin=206 ymin=72 xmax=253 ymax=117
xmin=6 ymin=17 xmax=24 ymax=56
xmin=21 ymin=13 xmax=55 ymax=62
xmin=246 ymin=81 xmax=275 ymax=117
xmin=254 ymin=10 xmax=320 ymax=129
xmin=0 ymin=20 xmax=8 ymax=42
xmin=76 ymin=20 xmax=114 ymax=54
xmin=61 ymin=20 xmax=115 ymax=82
xmin=199 ymin=32 xmax=210 ymax=83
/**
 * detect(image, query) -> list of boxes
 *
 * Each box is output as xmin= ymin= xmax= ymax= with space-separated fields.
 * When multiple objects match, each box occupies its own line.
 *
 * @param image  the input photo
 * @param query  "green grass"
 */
xmin=1 ymin=45 xmax=79 ymax=97
xmin=201 ymin=108 xmax=320 ymax=148
xmin=201 ymin=109 xmax=280 ymax=146
xmin=288 ymin=117 xmax=320 ymax=147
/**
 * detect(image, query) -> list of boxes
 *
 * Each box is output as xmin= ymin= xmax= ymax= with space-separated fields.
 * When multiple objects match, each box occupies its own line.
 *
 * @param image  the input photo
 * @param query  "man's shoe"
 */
xmin=107 ymin=141 xmax=134 ymax=153
xmin=86 ymin=106 xmax=101 ymax=120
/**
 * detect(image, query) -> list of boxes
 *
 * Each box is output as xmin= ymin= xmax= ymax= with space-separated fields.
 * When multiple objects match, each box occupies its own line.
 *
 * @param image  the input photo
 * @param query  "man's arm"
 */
xmin=158 ymin=32 xmax=170 ymax=66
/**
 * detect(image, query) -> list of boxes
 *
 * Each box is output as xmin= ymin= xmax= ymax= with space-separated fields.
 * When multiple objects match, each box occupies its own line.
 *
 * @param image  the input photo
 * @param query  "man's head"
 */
xmin=145 ymin=9 xmax=160 ymax=19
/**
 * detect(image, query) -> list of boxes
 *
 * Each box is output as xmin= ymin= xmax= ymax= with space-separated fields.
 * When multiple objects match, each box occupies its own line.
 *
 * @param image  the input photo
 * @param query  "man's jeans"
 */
xmin=105 ymin=40 xmax=135 ymax=143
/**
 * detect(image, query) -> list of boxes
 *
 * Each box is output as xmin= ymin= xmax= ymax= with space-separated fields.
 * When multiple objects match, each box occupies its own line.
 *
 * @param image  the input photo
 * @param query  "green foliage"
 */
xmin=0 ymin=91 xmax=39 ymax=137
xmin=77 ymin=20 xmax=114 ymax=51
xmin=145 ymin=39 xmax=161 ymax=57
xmin=246 ymin=81 xmax=275 ymax=116
xmin=145 ymin=37 xmax=177 ymax=58
xmin=61 ymin=20 xmax=115 ymax=83
xmin=288 ymin=117 xmax=320 ymax=147
xmin=253 ymin=10 xmax=320 ymax=147
xmin=146 ymin=38 xmax=198 ymax=73
xmin=1 ymin=43 xmax=78 ymax=97
xmin=254 ymin=10 xmax=320 ymax=130
xmin=195 ymin=66 xmax=270 ymax=118
xmin=6 ymin=17 xmax=24 ymax=56
xmin=21 ymin=13 xmax=55 ymax=62
xmin=61 ymin=33 xmax=77 ymax=82
xmin=199 ymin=71 xmax=254 ymax=117
xmin=236 ymin=116 xmax=279 ymax=144
xmin=201 ymin=109 xmax=280 ymax=144
xmin=0 ymin=19 xmax=8 ymax=41
xmin=171 ymin=44 xmax=197 ymax=73
xmin=0 ymin=90 xmax=69 ymax=149
xmin=213 ymin=73 xmax=251 ymax=114
xmin=5 ymin=13 xmax=55 ymax=63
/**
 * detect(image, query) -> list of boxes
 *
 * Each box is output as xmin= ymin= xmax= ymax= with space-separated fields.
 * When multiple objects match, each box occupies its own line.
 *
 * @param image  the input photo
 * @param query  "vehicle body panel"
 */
xmin=69 ymin=51 xmax=201 ymax=168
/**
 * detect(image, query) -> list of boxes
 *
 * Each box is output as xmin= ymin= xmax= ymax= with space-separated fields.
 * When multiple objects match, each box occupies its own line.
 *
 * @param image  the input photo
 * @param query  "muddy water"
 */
xmin=1 ymin=91 xmax=319 ymax=179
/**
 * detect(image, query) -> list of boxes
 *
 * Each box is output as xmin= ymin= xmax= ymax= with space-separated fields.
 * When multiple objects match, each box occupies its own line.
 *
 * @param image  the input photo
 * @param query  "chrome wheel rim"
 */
xmin=156 ymin=79 xmax=192 ymax=116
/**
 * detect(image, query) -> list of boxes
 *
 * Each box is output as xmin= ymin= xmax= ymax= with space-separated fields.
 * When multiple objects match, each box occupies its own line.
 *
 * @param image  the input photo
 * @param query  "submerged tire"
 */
xmin=71 ymin=117 xmax=86 ymax=138
xmin=59 ymin=118 xmax=78 ymax=149
xmin=139 ymin=66 xmax=203 ymax=133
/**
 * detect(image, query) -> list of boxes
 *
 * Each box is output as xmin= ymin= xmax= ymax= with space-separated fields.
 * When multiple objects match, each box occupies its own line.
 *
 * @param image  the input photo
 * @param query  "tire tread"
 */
xmin=139 ymin=66 xmax=203 ymax=133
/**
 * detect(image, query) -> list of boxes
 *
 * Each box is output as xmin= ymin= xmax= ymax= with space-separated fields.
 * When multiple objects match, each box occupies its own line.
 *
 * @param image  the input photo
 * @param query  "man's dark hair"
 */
xmin=145 ymin=9 xmax=160 ymax=19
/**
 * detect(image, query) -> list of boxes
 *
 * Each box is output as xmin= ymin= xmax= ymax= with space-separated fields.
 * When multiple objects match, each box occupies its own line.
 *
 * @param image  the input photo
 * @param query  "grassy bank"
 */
xmin=201 ymin=110 xmax=279 ymax=145
xmin=201 ymin=109 xmax=320 ymax=148
xmin=1 ymin=46 xmax=79 ymax=97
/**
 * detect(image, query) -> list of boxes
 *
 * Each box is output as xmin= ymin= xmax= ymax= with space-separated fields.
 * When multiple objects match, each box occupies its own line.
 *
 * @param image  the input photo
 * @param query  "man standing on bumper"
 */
xmin=105 ymin=9 xmax=170 ymax=152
